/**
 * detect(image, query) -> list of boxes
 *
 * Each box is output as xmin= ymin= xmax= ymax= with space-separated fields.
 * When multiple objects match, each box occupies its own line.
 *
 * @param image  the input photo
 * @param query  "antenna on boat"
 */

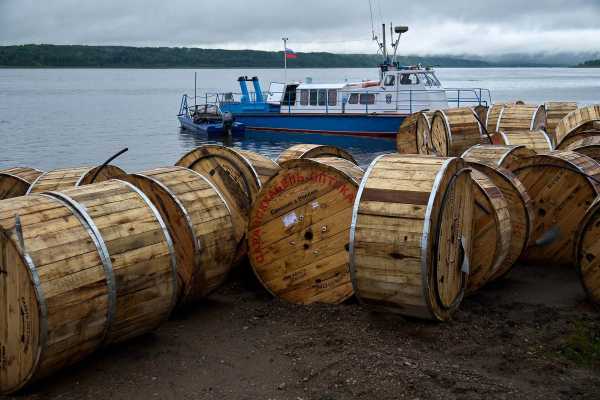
xmin=368 ymin=0 xmax=384 ymax=56
xmin=194 ymin=72 xmax=198 ymax=113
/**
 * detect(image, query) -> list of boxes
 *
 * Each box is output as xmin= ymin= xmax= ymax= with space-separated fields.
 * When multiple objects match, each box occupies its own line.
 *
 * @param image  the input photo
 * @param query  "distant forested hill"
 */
xmin=0 ymin=44 xmax=491 ymax=68
xmin=578 ymin=59 xmax=600 ymax=67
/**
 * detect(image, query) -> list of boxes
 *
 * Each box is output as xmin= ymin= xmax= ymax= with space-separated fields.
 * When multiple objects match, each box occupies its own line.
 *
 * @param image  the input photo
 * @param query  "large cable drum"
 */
xmin=491 ymin=130 xmax=553 ymax=153
xmin=462 ymin=144 xmax=536 ymax=172
xmin=555 ymin=105 xmax=600 ymax=148
xmin=544 ymin=102 xmax=578 ymax=145
xmin=121 ymin=166 xmax=237 ymax=303
xmin=563 ymin=136 xmax=600 ymax=163
xmin=248 ymin=157 xmax=363 ymax=305
xmin=276 ymin=144 xmax=357 ymax=165
xmin=27 ymin=165 xmax=125 ymax=194
xmin=512 ymin=151 xmax=600 ymax=265
xmin=0 ymin=167 xmax=44 ymax=200
xmin=496 ymin=104 xmax=546 ymax=132
xmin=429 ymin=108 xmax=483 ymax=156
xmin=396 ymin=112 xmax=420 ymax=154
xmin=349 ymin=155 xmax=474 ymax=321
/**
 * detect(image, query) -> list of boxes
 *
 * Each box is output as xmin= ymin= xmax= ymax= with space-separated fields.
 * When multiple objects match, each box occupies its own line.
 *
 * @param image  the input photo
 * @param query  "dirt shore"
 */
xmin=3 ymin=263 xmax=599 ymax=400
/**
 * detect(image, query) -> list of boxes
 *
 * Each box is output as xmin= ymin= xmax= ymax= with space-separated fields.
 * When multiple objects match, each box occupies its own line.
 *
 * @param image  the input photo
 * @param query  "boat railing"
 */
xmin=187 ymin=87 xmax=492 ymax=115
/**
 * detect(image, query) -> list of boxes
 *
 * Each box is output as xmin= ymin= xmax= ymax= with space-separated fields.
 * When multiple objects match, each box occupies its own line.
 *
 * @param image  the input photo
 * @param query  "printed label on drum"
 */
xmin=0 ymin=342 xmax=6 ymax=370
xmin=20 ymin=297 xmax=31 ymax=353
xmin=282 ymin=212 xmax=298 ymax=228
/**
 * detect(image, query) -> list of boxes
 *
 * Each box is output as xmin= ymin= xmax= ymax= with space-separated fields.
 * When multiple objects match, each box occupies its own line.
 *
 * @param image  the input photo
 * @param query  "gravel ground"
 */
xmin=3 ymin=263 xmax=599 ymax=400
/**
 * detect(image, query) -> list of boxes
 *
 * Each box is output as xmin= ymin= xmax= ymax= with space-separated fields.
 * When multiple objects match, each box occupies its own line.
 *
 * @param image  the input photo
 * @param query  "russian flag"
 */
xmin=285 ymin=48 xmax=297 ymax=59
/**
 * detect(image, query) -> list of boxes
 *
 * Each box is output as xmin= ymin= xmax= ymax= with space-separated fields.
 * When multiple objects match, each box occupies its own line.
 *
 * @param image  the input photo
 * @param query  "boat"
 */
xmin=178 ymin=93 xmax=246 ymax=135
xmin=178 ymin=25 xmax=491 ymax=139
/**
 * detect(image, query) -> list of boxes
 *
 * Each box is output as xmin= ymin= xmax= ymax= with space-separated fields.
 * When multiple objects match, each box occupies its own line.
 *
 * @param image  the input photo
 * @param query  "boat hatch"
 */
xmin=267 ymin=83 xmax=298 ymax=105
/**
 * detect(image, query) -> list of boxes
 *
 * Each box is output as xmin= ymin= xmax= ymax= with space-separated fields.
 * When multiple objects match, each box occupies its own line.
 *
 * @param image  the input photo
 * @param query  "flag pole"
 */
xmin=282 ymin=37 xmax=288 ymax=83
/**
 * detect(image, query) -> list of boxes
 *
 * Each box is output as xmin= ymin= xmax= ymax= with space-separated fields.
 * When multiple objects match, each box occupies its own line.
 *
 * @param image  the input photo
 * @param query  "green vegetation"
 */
xmin=0 ymin=44 xmax=491 ymax=68
xmin=559 ymin=321 xmax=600 ymax=368
xmin=578 ymin=59 xmax=600 ymax=67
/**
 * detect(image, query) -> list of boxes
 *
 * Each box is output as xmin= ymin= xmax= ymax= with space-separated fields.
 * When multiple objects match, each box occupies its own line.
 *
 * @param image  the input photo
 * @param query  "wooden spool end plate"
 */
xmin=0 ymin=167 xmax=44 ymax=200
xmin=416 ymin=111 xmax=435 ymax=155
xmin=486 ymin=103 xmax=510 ymax=134
xmin=466 ymin=170 xmax=512 ymax=293
xmin=465 ymin=161 xmax=534 ymax=278
xmin=350 ymin=155 xmax=474 ymax=321
xmin=27 ymin=165 xmax=125 ymax=194
xmin=43 ymin=180 xmax=178 ymax=344
xmin=491 ymin=130 xmax=553 ymax=153
xmin=248 ymin=157 xmax=364 ymax=305
xmin=462 ymin=144 xmax=537 ymax=172
xmin=0 ymin=194 xmax=112 ymax=394
xmin=430 ymin=108 xmax=483 ymax=156
xmin=396 ymin=112 xmax=420 ymax=154
xmin=575 ymin=198 xmax=600 ymax=306
xmin=496 ymin=104 xmax=546 ymax=133
xmin=120 ymin=166 xmax=237 ymax=304
xmin=512 ymin=150 xmax=600 ymax=266
xmin=276 ymin=144 xmax=357 ymax=165
xmin=555 ymin=105 xmax=600 ymax=148
xmin=563 ymin=136 xmax=600 ymax=163
xmin=556 ymin=130 xmax=600 ymax=150
xmin=544 ymin=102 xmax=578 ymax=145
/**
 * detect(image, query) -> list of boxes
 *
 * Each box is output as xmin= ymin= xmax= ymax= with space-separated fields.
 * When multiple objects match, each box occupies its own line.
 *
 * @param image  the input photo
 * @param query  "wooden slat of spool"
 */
xmin=575 ymin=198 xmax=600 ymax=306
xmin=416 ymin=111 xmax=435 ymax=154
xmin=556 ymin=130 xmax=600 ymax=150
xmin=397 ymin=112 xmax=420 ymax=154
xmin=512 ymin=151 xmax=600 ymax=266
xmin=466 ymin=171 xmax=512 ymax=293
xmin=121 ymin=166 xmax=237 ymax=303
xmin=496 ymin=104 xmax=546 ymax=132
xmin=350 ymin=155 xmax=473 ymax=321
xmin=491 ymin=130 xmax=553 ymax=153
xmin=555 ymin=105 xmax=600 ymax=148
xmin=544 ymin=102 xmax=578 ymax=145
xmin=248 ymin=157 xmax=363 ymax=305
xmin=276 ymin=144 xmax=357 ymax=165
xmin=563 ymin=136 xmax=600 ymax=163
xmin=0 ymin=167 xmax=44 ymax=200
xmin=466 ymin=161 xmax=534 ymax=280
xmin=430 ymin=108 xmax=483 ymax=156
xmin=0 ymin=194 xmax=111 ymax=394
xmin=44 ymin=180 xmax=177 ymax=343
xmin=486 ymin=103 xmax=508 ymax=133
xmin=27 ymin=165 xmax=125 ymax=194
xmin=462 ymin=144 xmax=536 ymax=172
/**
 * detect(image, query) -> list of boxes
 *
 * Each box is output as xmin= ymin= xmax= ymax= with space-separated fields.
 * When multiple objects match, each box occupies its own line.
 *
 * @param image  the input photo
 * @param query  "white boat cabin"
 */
xmin=271 ymin=67 xmax=449 ymax=115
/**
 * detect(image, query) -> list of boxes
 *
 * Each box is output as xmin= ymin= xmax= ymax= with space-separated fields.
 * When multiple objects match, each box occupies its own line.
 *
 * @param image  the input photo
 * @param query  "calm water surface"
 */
xmin=1 ymin=67 xmax=599 ymax=171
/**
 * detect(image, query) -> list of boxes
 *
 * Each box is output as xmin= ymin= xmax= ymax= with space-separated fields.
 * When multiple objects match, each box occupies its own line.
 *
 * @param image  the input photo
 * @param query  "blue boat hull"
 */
xmin=178 ymin=116 xmax=246 ymax=135
xmin=228 ymin=113 xmax=405 ymax=139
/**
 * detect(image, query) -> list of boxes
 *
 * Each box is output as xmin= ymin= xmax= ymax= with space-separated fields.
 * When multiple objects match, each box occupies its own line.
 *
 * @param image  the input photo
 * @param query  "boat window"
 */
xmin=328 ymin=90 xmax=337 ymax=106
xmin=310 ymin=89 xmax=318 ymax=106
xmin=400 ymin=74 xmax=420 ymax=85
xmin=422 ymin=74 xmax=434 ymax=86
xmin=300 ymin=89 xmax=309 ymax=106
xmin=348 ymin=93 xmax=359 ymax=104
xmin=428 ymin=73 xmax=441 ymax=86
xmin=359 ymin=93 xmax=376 ymax=105
xmin=318 ymin=89 xmax=327 ymax=106
xmin=384 ymin=74 xmax=396 ymax=86
xmin=283 ymin=85 xmax=297 ymax=106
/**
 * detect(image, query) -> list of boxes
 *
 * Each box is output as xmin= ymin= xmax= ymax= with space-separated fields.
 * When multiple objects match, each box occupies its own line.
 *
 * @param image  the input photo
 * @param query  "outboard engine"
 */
xmin=222 ymin=111 xmax=235 ymax=136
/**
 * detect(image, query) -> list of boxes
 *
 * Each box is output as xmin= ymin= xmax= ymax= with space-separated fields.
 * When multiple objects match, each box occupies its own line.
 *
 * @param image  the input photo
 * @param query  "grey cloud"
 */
xmin=1 ymin=0 xmax=599 ymax=55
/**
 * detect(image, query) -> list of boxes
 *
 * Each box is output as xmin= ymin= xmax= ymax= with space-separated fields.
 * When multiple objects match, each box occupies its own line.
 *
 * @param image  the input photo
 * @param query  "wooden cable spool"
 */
xmin=491 ymin=130 xmax=553 ymax=153
xmin=496 ymin=104 xmax=546 ymax=132
xmin=415 ymin=111 xmax=435 ymax=155
xmin=555 ymin=105 xmax=600 ymax=148
xmin=464 ymin=161 xmax=534 ymax=279
xmin=556 ymin=130 xmax=600 ymax=150
xmin=485 ymin=103 xmax=508 ymax=133
xmin=461 ymin=144 xmax=536 ymax=172
xmin=544 ymin=102 xmax=578 ymax=145
xmin=563 ymin=136 xmax=600 ymax=163
xmin=27 ymin=165 xmax=125 ymax=194
xmin=512 ymin=151 xmax=600 ymax=266
xmin=349 ymin=155 xmax=473 ymax=321
xmin=575 ymin=198 xmax=600 ymax=306
xmin=0 ymin=167 xmax=44 ymax=200
xmin=466 ymin=171 xmax=512 ymax=293
xmin=429 ymin=108 xmax=483 ymax=156
xmin=121 ymin=166 xmax=237 ymax=303
xmin=248 ymin=157 xmax=363 ymax=305
xmin=276 ymin=144 xmax=357 ymax=165
xmin=396 ymin=112 xmax=420 ymax=154
xmin=0 ymin=180 xmax=177 ymax=394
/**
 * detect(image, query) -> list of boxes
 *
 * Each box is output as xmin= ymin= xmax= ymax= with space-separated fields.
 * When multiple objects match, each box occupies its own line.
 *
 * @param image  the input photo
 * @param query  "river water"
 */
xmin=1 ymin=67 xmax=599 ymax=171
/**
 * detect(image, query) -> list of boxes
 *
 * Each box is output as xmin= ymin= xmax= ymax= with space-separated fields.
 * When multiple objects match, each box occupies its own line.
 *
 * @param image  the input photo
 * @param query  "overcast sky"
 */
xmin=1 ymin=0 xmax=599 ymax=56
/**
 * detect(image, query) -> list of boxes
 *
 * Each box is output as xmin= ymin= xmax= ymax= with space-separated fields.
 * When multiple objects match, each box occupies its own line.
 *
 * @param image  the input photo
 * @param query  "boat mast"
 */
xmin=282 ymin=37 xmax=288 ymax=83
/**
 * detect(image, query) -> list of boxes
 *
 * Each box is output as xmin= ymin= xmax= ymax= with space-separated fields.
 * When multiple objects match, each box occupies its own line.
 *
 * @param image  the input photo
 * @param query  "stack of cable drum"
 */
xmin=2 ymin=100 xmax=600 ymax=393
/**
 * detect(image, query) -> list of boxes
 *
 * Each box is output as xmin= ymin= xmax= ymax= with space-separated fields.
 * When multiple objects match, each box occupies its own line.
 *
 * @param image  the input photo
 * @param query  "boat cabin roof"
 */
xmin=296 ymin=83 xmax=349 ymax=90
